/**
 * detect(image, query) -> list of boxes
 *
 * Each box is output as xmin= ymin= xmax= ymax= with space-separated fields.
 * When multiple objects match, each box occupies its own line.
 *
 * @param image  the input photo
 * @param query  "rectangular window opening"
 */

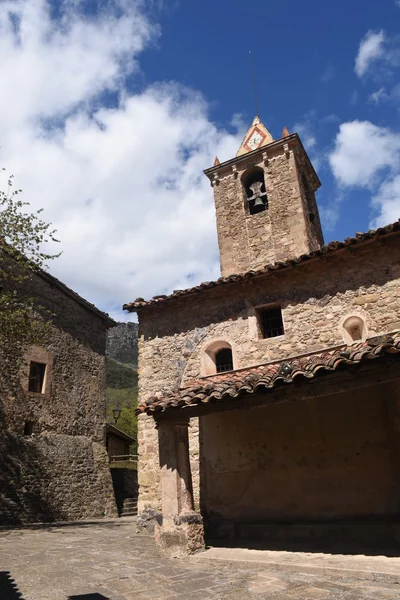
xmin=28 ymin=362 xmax=46 ymax=393
xmin=258 ymin=306 xmax=284 ymax=339
xmin=24 ymin=421 xmax=34 ymax=436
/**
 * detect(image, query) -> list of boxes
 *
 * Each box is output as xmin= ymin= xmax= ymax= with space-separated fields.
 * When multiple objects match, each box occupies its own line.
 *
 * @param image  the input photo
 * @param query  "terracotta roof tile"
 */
xmin=124 ymin=220 xmax=400 ymax=312
xmin=137 ymin=333 xmax=400 ymax=415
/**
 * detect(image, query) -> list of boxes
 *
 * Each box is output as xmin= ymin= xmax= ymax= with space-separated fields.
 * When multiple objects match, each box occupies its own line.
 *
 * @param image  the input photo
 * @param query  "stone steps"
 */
xmin=121 ymin=497 xmax=137 ymax=517
xmin=196 ymin=546 xmax=400 ymax=585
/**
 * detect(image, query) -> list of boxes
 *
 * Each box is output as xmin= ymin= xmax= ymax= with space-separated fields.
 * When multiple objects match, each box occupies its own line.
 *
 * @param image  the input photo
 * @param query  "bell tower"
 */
xmin=204 ymin=117 xmax=323 ymax=277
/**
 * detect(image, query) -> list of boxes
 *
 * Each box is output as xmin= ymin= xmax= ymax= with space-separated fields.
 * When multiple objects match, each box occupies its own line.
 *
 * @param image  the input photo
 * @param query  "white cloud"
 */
xmin=329 ymin=120 xmax=400 ymax=228
xmin=369 ymin=87 xmax=388 ymax=104
xmin=371 ymin=175 xmax=400 ymax=226
xmin=0 ymin=0 xmax=242 ymax=320
xmin=329 ymin=121 xmax=400 ymax=188
xmin=354 ymin=29 xmax=400 ymax=85
xmin=355 ymin=30 xmax=385 ymax=77
xmin=293 ymin=120 xmax=316 ymax=151
xmin=368 ymin=84 xmax=400 ymax=108
xmin=0 ymin=0 xmax=154 ymax=128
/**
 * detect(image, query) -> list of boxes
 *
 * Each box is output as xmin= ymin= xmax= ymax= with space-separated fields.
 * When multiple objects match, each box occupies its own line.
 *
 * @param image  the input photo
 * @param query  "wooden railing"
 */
xmin=110 ymin=454 xmax=138 ymax=463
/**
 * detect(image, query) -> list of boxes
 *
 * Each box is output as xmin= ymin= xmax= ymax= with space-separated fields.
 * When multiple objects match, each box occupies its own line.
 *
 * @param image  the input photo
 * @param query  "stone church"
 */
xmin=124 ymin=117 xmax=400 ymax=556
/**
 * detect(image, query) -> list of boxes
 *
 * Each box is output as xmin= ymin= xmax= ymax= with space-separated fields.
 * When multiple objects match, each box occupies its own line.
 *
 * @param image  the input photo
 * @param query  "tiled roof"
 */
xmin=124 ymin=220 xmax=400 ymax=312
xmin=137 ymin=333 xmax=400 ymax=415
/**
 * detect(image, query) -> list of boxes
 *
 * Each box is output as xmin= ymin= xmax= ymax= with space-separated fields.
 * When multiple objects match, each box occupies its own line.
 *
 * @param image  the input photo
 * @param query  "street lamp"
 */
xmin=112 ymin=406 xmax=121 ymax=425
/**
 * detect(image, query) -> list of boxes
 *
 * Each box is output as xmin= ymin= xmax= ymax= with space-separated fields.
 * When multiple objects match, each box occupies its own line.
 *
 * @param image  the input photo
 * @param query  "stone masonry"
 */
xmin=206 ymin=128 xmax=323 ymax=277
xmin=136 ymin=233 xmax=400 ymax=517
xmin=128 ymin=117 xmax=400 ymax=553
xmin=0 ymin=267 xmax=117 ymax=524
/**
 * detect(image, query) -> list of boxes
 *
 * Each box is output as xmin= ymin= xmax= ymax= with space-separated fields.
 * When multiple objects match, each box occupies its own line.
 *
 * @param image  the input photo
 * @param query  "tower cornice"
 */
xmin=204 ymin=132 xmax=321 ymax=190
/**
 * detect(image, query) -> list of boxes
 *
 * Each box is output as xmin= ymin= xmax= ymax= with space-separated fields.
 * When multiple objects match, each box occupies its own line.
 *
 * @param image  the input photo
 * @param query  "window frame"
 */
xmin=28 ymin=361 xmax=47 ymax=394
xmin=256 ymin=304 xmax=285 ymax=340
xmin=215 ymin=347 xmax=234 ymax=373
xmin=202 ymin=340 xmax=235 ymax=376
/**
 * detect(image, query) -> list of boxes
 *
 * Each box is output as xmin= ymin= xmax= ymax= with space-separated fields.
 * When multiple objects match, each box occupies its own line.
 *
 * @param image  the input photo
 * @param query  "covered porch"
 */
xmin=147 ymin=334 xmax=400 ymax=557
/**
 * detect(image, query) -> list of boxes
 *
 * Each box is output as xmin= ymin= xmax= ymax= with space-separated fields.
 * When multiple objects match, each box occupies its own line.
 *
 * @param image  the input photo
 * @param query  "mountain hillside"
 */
xmin=106 ymin=322 xmax=139 ymax=447
xmin=106 ymin=321 xmax=138 ymax=367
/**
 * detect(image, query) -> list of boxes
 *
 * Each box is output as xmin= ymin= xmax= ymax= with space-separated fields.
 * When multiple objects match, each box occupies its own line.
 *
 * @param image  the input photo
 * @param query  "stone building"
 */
xmin=0 ymin=266 xmax=117 ymax=524
xmin=124 ymin=117 xmax=400 ymax=556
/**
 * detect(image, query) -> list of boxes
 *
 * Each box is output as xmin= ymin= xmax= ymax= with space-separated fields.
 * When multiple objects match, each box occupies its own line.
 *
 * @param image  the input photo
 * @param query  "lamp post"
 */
xmin=112 ymin=406 xmax=121 ymax=425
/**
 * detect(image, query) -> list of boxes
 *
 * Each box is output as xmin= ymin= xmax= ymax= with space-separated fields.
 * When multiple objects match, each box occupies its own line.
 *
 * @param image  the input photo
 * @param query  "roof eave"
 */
xmin=123 ymin=221 xmax=400 ymax=313
xmin=38 ymin=269 xmax=115 ymax=326
xmin=138 ymin=332 xmax=400 ymax=415
xmin=106 ymin=423 xmax=136 ymax=442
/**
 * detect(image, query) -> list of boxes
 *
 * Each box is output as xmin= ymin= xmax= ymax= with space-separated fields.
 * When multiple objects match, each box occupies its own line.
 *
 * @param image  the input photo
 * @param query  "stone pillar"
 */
xmin=155 ymin=418 xmax=204 ymax=557
xmin=136 ymin=413 xmax=161 ymax=535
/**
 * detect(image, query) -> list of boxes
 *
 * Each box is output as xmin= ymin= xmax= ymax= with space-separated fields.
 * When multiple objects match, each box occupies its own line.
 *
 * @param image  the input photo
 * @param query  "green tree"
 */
xmin=0 ymin=170 xmax=60 ymax=390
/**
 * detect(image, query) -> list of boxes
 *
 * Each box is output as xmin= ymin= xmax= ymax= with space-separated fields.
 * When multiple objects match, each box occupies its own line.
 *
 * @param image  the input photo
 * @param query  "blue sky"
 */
xmin=0 ymin=0 xmax=400 ymax=319
xmin=142 ymin=0 xmax=400 ymax=240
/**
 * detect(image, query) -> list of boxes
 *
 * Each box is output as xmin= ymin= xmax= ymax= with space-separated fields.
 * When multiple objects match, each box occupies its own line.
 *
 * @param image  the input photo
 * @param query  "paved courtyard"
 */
xmin=1 ymin=518 xmax=400 ymax=599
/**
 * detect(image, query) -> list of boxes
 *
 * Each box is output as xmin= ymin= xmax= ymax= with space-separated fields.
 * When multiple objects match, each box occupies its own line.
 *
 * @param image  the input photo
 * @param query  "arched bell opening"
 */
xmin=242 ymin=167 xmax=268 ymax=215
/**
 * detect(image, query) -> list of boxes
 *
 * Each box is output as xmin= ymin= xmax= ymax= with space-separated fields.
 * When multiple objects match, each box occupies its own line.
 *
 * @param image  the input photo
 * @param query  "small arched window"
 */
xmin=203 ymin=341 xmax=235 ymax=375
xmin=342 ymin=316 xmax=367 ymax=344
xmin=215 ymin=348 xmax=234 ymax=373
xmin=242 ymin=167 xmax=268 ymax=215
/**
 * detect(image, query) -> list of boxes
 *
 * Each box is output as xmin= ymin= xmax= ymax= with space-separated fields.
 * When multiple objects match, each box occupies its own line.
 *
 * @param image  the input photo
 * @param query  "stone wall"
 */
xmin=295 ymin=146 xmax=324 ymax=250
xmin=201 ymin=380 xmax=400 ymax=524
xmin=0 ymin=268 xmax=116 ymax=524
xmin=211 ymin=138 xmax=323 ymax=277
xmin=0 ymin=432 xmax=115 ymax=524
xmin=136 ymin=234 xmax=400 ymax=516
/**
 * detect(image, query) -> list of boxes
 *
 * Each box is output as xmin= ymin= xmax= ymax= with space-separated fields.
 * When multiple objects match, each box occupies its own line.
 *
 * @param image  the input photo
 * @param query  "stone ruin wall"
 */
xmin=0 ymin=270 xmax=116 ymax=525
xmin=137 ymin=235 xmax=400 ymax=516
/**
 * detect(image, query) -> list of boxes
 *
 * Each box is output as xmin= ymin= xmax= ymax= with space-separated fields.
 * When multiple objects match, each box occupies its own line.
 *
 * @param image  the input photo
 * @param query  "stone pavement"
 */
xmin=1 ymin=518 xmax=400 ymax=599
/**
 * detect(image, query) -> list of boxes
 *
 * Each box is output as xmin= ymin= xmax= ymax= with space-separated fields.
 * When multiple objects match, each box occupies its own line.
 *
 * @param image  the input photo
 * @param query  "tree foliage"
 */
xmin=0 ymin=170 xmax=60 ymax=390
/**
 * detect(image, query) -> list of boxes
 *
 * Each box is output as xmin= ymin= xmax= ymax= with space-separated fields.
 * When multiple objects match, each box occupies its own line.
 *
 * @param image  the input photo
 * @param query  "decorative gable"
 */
xmin=236 ymin=115 xmax=274 ymax=157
